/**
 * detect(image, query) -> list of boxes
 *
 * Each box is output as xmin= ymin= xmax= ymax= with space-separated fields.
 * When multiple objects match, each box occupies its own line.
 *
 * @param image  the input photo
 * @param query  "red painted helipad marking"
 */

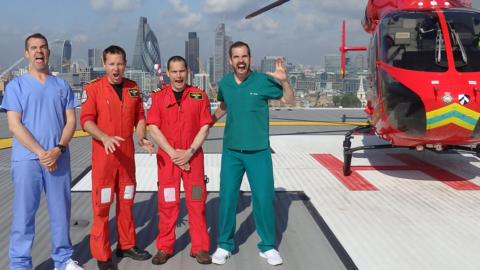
xmin=390 ymin=154 xmax=480 ymax=190
xmin=311 ymin=153 xmax=480 ymax=191
xmin=311 ymin=154 xmax=378 ymax=191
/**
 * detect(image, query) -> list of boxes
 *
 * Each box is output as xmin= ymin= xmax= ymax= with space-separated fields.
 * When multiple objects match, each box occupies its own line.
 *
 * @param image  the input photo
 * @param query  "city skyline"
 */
xmin=0 ymin=1 xmax=409 ymax=70
xmin=1 ymin=0 xmax=480 ymax=72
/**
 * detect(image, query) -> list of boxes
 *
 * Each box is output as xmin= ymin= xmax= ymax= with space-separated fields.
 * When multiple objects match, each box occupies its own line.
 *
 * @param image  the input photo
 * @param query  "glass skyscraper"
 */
xmin=88 ymin=48 xmax=102 ymax=68
xmin=213 ymin=23 xmax=232 ymax=85
xmin=185 ymin=32 xmax=199 ymax=75
xmin=50 ymin=40 xmax=72 ymax=73
xmin=132 ymin=17 xmax=161 ymax=73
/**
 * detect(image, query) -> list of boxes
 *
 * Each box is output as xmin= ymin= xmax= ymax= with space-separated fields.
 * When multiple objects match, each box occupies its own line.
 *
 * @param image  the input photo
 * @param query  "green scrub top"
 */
xmin=218 ymin=71 xmax=283 ymax=151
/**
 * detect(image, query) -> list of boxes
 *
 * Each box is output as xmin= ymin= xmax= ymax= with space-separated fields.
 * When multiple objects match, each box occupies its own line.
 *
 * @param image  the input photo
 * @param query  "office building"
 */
xmin=185 ymin=32 xmax=199 ymax=75
xmin=213 ymin=23 xmax=232 ymax=85
xmin=88 ymin=48 xmax=102 ymax=68
xmin=50 ymin=40 xmax=72 ymax=73
xmin=132 ymin=17 xmax=162 ymax=73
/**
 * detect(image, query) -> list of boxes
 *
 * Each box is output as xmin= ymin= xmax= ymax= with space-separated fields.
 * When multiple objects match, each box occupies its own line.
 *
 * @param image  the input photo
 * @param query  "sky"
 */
xmin=1 ymin=0 xmax=480 ymax=71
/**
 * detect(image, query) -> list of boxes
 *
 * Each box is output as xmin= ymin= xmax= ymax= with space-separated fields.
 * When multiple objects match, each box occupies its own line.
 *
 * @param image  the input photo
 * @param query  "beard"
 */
xmin=233 ymin=62 xmax=250 ymax=74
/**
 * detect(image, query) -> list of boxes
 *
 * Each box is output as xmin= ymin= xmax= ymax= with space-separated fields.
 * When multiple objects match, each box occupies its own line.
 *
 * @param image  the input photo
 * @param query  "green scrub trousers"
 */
xmin=217 ymin=148 xmax=276 ymax=252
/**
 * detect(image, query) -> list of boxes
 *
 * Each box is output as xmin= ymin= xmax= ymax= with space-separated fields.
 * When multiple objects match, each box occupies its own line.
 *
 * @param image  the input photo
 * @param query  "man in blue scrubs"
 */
xmin=1 ymin=33 xmax=83 ymax=270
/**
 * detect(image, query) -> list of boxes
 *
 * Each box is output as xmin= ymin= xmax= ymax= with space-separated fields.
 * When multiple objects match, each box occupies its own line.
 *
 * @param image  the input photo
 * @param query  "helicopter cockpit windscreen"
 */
xmin=380 ymin=11 xmax=448 ymax=72
xmin=444 ymin=9 xmax=480 ymax=72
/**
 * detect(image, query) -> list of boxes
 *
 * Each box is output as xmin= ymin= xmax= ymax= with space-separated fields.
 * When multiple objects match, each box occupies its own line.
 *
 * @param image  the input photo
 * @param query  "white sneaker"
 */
xmin=56 ymin=258 xmax=83 ymax=270
xmin=259 ymin=249 xmax=283 ymax=266
xmin=211 ymin=247 xmax=231 ymax=265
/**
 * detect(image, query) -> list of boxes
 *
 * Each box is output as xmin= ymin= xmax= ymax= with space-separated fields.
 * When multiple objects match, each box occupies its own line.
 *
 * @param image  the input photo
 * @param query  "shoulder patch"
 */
xmin=128 ymin=88 xmax=139 ymax=97
xmin=189 ymin=92 xmax=203 ymax=100
xmin=84 ymin=78 xmax=99 ymax=85
xmin=152 ymin=88 xmax=161 ymax=93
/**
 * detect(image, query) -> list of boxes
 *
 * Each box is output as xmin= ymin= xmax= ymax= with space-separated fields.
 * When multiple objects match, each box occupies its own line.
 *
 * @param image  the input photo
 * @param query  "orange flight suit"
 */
xmin=80 ymin=76 xmax=144 ymax=261
xmin=146 ymin=84 xmax=212 ymax=255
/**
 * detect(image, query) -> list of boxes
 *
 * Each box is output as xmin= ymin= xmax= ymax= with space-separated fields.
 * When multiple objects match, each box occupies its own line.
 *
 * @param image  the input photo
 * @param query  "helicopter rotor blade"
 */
xmin=245 ymin=0 xmax=291 ymax=19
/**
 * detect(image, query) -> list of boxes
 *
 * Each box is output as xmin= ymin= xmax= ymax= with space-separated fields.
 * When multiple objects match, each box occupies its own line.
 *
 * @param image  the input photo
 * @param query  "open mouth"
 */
xmin=236 ymin=63 xmax=247 ymax=71
xmin=34 ymin=55 xmax=45 ymax=64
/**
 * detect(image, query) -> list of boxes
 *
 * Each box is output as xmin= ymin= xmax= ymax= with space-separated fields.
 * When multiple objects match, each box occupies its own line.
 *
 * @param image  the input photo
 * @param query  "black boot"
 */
xmin=115 ymin=246 xmax=152 ymax=261
xmin=97 ymin=259 xmax=117 ymax=270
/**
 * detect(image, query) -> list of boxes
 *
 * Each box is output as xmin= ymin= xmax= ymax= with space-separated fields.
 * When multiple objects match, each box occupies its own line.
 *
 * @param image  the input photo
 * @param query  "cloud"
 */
xmin=295 ymin=13 xmax=331 ymax=32
xmin=236 ymin=17 xmax=279 ymax=35
xmin=90 ymin=0 xmax=143 ymax=11
xmin=287 ymin=0 xmax=360 ymax=16
xmin=167 ymin=0 xmax=202 ymax=28
xmin=72 ymin=34 xmax=88 ymax=44
xmin=203 ymin=0 xmax=250 ymax=14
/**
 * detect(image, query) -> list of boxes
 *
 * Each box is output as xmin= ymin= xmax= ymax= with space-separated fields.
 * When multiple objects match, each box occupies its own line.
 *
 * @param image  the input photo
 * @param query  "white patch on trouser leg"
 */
xmin=163 ymin=187 xmax=176 ymax=202
xmin=101 ymin=188 xmax=112 ymax=204
xmin=124 ymin=185 xmax=134 ymax=199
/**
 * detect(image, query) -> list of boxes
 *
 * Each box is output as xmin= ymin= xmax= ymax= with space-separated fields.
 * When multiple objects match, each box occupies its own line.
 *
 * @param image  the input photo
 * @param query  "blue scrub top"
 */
xmin=1 ymin=74 xmax=77 ymax=161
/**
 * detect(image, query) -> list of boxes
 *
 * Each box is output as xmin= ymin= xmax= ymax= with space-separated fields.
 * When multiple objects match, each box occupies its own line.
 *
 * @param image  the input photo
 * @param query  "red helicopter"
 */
xmin=247 ymin=0 xmax=480 ymax=175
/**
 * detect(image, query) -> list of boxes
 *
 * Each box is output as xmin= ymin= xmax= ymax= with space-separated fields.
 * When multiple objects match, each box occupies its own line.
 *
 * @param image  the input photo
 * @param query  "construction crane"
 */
xmin=0 ymin=57 xmax=26 ymax=81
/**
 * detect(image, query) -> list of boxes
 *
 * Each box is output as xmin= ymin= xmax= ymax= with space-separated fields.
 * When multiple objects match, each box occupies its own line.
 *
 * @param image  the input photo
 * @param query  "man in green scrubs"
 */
xmin=211 ymin=41 xmax=294 ymax=266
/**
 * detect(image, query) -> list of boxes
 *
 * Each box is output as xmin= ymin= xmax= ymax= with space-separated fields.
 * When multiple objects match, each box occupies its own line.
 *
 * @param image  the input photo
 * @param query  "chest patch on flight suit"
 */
xmin=128 ymin=88 xmax=139 ymax=97
xmin=189 ymin=92 xmax=203 ymax=100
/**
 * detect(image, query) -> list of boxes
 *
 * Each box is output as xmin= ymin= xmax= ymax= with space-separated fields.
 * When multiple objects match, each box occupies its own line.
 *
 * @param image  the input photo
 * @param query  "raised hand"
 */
xmin=266 ymin=58 xmax=288 ymax=83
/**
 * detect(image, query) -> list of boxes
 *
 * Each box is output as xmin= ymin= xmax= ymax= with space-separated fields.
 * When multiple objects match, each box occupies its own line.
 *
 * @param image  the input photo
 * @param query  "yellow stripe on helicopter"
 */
xmin=426 ymin=103 xmax=480 ymax=131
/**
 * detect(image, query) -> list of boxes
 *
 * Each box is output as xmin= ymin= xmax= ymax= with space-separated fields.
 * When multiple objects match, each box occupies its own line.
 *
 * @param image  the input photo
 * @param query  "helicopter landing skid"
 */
xmin=445 ymin=145 xmax=480 ymax=158
xmin=342 ymin=126 xmax=480 ymax=176
xmin=343 ymin=125 xmax=402 ymax=176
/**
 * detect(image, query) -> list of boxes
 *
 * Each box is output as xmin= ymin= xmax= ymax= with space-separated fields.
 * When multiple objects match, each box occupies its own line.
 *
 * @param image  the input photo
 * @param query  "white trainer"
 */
xmin=259 ymin=249 xmax=283 ymax=266
xmin=211 ymin=247 xmax=231 ymax=265
xmin=60 ymin=258 xmax=84 ymax=270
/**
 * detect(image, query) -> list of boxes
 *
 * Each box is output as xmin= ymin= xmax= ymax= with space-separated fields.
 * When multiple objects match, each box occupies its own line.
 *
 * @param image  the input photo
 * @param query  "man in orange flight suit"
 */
xmin=147 ymin=56 xmax=212 ymax=265
xmin=80 ymin=45 xmax=153 ymax=270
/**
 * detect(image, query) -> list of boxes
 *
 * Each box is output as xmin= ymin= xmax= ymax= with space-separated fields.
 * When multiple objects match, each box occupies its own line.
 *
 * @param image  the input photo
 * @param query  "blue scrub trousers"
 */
xmin=9 ymin=155 xmax=73 ymax=270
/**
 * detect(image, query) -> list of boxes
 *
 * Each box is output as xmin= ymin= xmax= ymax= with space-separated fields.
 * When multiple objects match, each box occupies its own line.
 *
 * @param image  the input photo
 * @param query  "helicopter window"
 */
xmin=380 ymin=11 xmax=447 ymax=72
xmin=444 ymin=9 xmax=480 ymax=72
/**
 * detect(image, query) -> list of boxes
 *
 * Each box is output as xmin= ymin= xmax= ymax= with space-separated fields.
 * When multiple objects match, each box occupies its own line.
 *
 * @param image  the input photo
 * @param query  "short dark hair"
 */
xmin=25 ymin=33 xmax=48 ymax=51
xmin=167 ymin=55 xmax=188 ymax=71
xmin=103 ymin=45 xmax=126 ymax=62
xmin=229 ymin=41 xmax=251 ymax=58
